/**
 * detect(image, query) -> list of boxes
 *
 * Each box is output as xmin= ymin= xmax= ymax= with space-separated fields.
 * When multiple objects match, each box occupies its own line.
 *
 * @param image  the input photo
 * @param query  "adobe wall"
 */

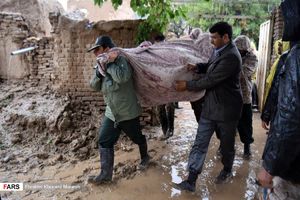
xmin=0 ymin=11 xmax=153 ymax=125
xmin=0 ymin=12 xmax=30 ymax=79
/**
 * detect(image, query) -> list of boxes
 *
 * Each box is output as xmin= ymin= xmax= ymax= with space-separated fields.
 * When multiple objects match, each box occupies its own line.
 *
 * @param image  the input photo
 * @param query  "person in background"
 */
xmin=263 ymin=39 xmax=289 ymax=105
xmin=251 ymin=81 xmax=259 ymax=111
xmin=87 ymin=35 xmax=150 ymax=185
xmin=233 ymin=35 xmax=258 ymax=159
xmin=258 ymin=39 xmax=300 ymax=200
xmin=154 ymin=33 xmax=176 ymax=140
xmin=261 ymin=40 xmax=290 ymax=132
xmin=258 ymin=0 xmax=300 ymax=199
xmin=189 ymin=28 xmax=202 ymax=40
xmin=174 ymin=22 xmax=242 ymax=192
xmin=188 ymin=28 xmax=205 ymax=123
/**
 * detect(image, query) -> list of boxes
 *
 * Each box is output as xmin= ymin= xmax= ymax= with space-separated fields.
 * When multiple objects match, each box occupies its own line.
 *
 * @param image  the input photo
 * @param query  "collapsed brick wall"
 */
xmin=0 ymin=11 xmax=156 ymax=126
xmin=21 ymin=13 xmax=154 ymax=126
xmin=23 ymin=37 xmax=54 ymax=82
xmin=0 ymin=12 xmax=31 ymax=79
xmin=0 ymin=12 xmax=29 ymax=40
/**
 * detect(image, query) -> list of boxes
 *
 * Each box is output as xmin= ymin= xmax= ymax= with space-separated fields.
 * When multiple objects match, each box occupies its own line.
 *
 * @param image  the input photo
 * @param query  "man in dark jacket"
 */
xmin=258 ymin=0 xmax=300 ymax=198
xmin=87 ymin=35 xmax=150 ymax=185
xmin=258 ymin=41 xmax=300 ymax=199
xmin=174 ymin=21 xmax=242 ymax=192
xmin=260 ymin=51 xmax=289 ymax=129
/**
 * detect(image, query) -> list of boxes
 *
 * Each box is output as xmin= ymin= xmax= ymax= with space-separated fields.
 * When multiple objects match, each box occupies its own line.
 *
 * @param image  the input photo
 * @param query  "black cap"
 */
xmin=87 ymin=35 xmax=115 ymax=52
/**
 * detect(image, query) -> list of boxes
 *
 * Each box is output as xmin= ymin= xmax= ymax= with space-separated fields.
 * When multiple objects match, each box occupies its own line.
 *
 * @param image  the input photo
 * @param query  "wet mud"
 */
xmin=0 ymin=82 xmax=267 ymax=200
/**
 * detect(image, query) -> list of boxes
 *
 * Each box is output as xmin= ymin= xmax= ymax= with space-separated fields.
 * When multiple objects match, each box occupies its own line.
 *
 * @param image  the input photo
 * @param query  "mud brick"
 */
xmin=81 ymin=97 xmax=96 ymax=101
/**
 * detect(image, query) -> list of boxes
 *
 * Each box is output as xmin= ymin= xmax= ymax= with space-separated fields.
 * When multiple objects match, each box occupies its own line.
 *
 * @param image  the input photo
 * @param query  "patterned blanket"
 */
xmin=98 ymin=33 xmax=214 ymax=106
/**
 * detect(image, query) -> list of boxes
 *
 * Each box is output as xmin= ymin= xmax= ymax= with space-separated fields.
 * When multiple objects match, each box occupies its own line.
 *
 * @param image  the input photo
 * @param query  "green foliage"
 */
xmin=93 ymin=0 xmax=186 ymax=43
xmin=184 ymin=0 xmax=281 ymax=46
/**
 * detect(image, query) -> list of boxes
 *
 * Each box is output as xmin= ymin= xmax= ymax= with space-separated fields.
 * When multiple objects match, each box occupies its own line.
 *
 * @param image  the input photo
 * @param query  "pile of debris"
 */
xmin=0 ymin=81 xmax=100 ymax=169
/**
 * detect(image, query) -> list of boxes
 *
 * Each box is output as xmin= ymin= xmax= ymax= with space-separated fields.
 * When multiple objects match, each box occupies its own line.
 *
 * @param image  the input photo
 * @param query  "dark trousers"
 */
xmin=252 ymin=82 xmax=258 ymax=108
xmin=190 ymin=98 xmax=204 ymax=123
xmin=237 ymin=103 xmax=254 ymax=144
xmin=158 ymin=103 xmax=175 ymax=135
xmin=190 ymin=98 xmax=222 ymax=140
xmin=188 ymin=116 xmax=238 ymax=174
xmin=99 ymin=116 xmax=146 ymax=148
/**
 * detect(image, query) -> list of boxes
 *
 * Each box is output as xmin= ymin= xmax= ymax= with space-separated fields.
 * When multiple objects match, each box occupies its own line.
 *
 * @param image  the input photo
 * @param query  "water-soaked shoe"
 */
xmin=243 ymin=144 xmax=251 ymax=160
xmin=166 ymin=129 xmax=174 ymax=137
xmin=137 ymin=155 xmax=150 ymax=170
xmin=216 ymin=147 xmax=222 ymax=159
xmin=243 ymin=152 xmax=251 ymax=160
xmin=159 ymin=134 xmax=170 ymax=141
xmin=173 ymin=180 xmax=195 ymax=192
xmin=87 ymin=174 xmax=112 ymax=185
xmin=215 ymin=170 xmax=233 ymax=184
xmin=137 ymin=143 xmax=151 ymax=170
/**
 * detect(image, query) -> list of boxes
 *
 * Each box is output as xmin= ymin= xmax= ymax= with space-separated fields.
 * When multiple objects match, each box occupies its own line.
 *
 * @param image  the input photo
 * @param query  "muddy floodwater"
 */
xmin=0 ymin=102 xmax=267 ymax=200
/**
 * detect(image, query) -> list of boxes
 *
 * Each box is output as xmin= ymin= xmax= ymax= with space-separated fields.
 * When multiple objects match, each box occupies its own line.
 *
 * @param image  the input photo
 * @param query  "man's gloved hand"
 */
xmin=95 ymin=67 xmax=102 ymax=78
xmin=95 ymin=62 xmax=106 ymax=77
xmin=175 ymin=80 xmax=187 ymax=91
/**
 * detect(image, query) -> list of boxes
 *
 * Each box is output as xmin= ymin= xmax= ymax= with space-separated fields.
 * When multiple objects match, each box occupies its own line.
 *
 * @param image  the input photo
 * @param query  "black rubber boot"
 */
xmin=167 ymin=104 xmax=175 ymax=135
xmin=174 ymin=171 xmax=197 ymax=192
xmin=87 ymin=148 xmax=114 ymax=185
xmin=215 ymin=169 xmax=232 ymax=184
xmin=158 ymin=105 xmax=168 ymax=136
xmin=137 ymin=143 xmax=150 ymax=170
xmin=216 ymin=144 xmax=222 ymax=159
xmin=164 ymin=103 xmax=175 ymax=138
xmin=243 ymin=144 xmax=251 ymax=160
xmin=166 ymin=128 xmax=174 ymax=138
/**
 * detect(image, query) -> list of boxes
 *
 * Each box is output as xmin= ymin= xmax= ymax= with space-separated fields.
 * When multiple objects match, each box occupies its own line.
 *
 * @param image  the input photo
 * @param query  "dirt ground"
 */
xmin=0 ymin=82 xmax=268 ymax=200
